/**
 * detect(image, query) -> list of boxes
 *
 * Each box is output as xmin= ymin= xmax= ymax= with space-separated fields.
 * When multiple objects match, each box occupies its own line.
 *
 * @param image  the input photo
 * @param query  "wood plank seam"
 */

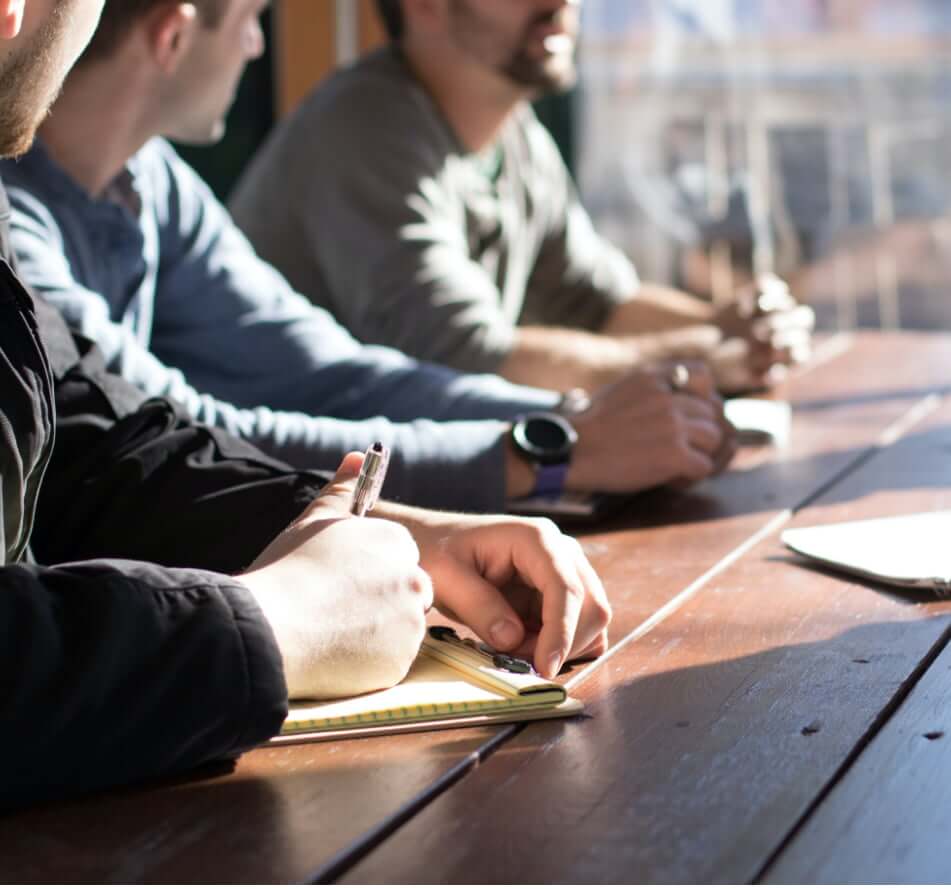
xmin=565 ymin=509 xmax=793 ymax=692
xmin=320 ymin=387 xmax=945 ymax=884
xmin=752 ymin=620 xmax=951 ymax=883
xmin=788 ymin=393 xmax=942 ymax=516
xmin=304 ymin=725 xmax=521 ymax=884
xmin=567 ymin=390 xmax=943 ymax=698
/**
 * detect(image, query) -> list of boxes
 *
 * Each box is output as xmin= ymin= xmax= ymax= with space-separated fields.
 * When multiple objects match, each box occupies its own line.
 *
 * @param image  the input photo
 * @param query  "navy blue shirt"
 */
xmin=3 ymin=139 xmax=559 ymax=511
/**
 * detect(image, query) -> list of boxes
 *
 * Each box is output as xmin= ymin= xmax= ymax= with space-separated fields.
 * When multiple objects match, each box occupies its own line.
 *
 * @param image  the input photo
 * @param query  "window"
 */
xmin=576 ymin=0 xmax=951 ymax=330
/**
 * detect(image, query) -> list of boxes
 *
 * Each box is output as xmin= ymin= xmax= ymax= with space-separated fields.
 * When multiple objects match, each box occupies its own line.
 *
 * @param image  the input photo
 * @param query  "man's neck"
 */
xmin=400 ymin=40 xmax=528 ymax=153
xmin=39 ymin=62 xmax=156 ymax=198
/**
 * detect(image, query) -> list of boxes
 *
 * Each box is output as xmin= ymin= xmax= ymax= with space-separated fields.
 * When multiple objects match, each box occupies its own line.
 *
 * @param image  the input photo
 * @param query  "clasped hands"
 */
xmin=711 ymin=274 xmax=815 ymax=393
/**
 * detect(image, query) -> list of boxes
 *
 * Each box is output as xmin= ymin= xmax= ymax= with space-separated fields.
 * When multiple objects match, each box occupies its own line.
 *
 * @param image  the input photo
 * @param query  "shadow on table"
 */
xmin=584 ymin=421 xmax=951 ymax=533
xmin=0 ymin=723 xmax=502 ymax=883
xmin=449 ymin=615 xmax=951 ymax=884
xmin=6 ymin=613 xmax=951 ymax=884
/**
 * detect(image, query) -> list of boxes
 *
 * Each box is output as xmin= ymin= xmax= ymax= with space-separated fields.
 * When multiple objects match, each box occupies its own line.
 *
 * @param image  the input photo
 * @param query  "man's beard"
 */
xmin=502 ymin=45 xmax=577 ymax=95
xmin=449 ymin=0 xmax=578 ymax=96
xmin=0 ymin=6 xmax=72 ymax=158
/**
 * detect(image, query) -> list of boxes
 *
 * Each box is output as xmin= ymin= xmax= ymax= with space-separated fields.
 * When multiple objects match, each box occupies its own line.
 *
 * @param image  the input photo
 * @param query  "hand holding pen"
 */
xmin=351 ymin=441 xmax=390 ymax=516
xmin=239 ymin=448 xmax=431 ymax=700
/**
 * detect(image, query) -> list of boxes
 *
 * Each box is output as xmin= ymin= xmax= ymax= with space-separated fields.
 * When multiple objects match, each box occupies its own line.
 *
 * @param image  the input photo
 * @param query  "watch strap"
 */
xmin=531 ymin=462 xmax=570 ymax=499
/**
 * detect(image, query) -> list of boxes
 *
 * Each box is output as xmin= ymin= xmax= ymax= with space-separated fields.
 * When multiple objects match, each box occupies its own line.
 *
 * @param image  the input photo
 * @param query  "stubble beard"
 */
xmin=501 ymin=48 xmax=577 ymax=95
xmin=448 ymin=0 xmax=578 ymax=97
xmin=0 ymin=6 xmax=72 ymax=158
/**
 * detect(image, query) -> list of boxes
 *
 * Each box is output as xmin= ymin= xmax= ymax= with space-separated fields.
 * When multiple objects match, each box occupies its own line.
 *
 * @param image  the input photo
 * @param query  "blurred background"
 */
xmin=195 ymin=0 xmax=951 ymax=334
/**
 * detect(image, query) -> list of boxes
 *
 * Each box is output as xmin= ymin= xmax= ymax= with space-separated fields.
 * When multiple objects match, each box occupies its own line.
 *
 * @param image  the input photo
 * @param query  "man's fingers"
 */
xmin=711 ymin=420 xmax=739 ymax=474
xmin=749 ymin=328 xmax=812 ymax=373
xmin=672 ymin=394 xmax=731 ymax=459
xmin=515 ymin=523 xmax=612 ymax=678
xmin=656 ymin=358 xmax=716 ymax=398
xmin=684 ymin=416 xmax=724 ymax=456
xmin=433 ymin=561 xmax=527 ymax=653
xmin=752 ymin=307 xmax=815 ymax=344
xmin=568 ymin=541 xmax=612 ymax=660
xmin=299 ymin=451 xmax=365 ymax=520
xmin=498 ymin=521 xmax=589 ymax=678
xmin=672 ymin=392 xmax=716 ymax=421
xmin=574 ymin=628 xmax=610 ymax=662
xmin=432 ymin=524 xmax=612 ymax=677
xmin=759 ymin=327 xmax=812 ymax=355
xmin=536 ymin=566 xmax=584 ymax=679
xmin=672 ymin=445 xmax=716 ymax=482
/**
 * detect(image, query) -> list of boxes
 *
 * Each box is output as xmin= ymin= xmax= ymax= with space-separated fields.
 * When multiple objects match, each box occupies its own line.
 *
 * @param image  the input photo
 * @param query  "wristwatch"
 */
xmin=510 ymin=411 xmax=578 ymax=498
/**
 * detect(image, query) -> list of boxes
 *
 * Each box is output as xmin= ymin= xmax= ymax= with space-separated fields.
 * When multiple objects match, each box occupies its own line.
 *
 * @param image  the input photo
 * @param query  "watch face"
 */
xmin=512 ymin=412 xmax=578 ymax=465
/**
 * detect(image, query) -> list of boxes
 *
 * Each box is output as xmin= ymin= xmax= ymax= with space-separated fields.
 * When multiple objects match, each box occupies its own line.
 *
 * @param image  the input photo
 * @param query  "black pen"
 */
xmin=350 ymin=441 xmax=390 ymax=516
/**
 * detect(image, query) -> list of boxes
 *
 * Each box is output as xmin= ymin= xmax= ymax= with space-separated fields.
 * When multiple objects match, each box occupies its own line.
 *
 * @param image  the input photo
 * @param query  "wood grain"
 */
xmin=342 ymin=341 xmax=951 ymax=883
xmin=5 ymin=333 xmax=951 ymax=882
xmin=763 ymin=631 xmax=951 ymax=883
xmin=0 ymin=726 xmax=513 ymax=883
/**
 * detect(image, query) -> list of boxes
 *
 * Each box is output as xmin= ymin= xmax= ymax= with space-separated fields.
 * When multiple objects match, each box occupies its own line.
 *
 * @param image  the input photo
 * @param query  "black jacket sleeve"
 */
xmin=0 ymin=276 xmax=327 ymax=808
xmin=30 ymin=296 xmax=330 ymax=574
xmin=1 ymin=559 xmax=288 ymax=809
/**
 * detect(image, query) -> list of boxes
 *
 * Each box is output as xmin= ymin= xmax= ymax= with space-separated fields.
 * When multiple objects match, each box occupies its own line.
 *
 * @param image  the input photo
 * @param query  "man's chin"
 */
xmin=167 ymin=120 xmax=227 ymax=147
xmin=0 ymin=132 xmax=33 ymax=160
xmin=504 ymin=48 xmax=578 ymax=95
xmin=0 ymin=109 xmax=44 ymax=160
xmin=504 ymin=51 xmax=577 ymax=95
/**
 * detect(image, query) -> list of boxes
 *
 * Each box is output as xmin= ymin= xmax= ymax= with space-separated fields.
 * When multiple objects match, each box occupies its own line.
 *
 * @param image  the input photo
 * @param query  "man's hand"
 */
xmin=713 ymin=275 xmax=815 ymax=393
xmin=239 ymin=453 xmax=433 ymax=700
xmin=560 ymin=362 xmax=737 ymax=494
xmin=375 ymin=505 xmax=613 ymax=679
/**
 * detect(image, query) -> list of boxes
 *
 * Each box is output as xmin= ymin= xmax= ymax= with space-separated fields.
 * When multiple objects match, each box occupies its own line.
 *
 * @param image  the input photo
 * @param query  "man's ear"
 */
xmin=146 ymin=1 xmax=198 ymax=74
xmin=0 ymin=0 xmax=25 ymax=40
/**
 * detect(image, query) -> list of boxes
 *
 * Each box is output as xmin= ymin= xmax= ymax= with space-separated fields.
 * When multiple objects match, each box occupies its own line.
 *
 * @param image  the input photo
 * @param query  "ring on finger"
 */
xmin=669 ymin=363 xmax=690 ymax=392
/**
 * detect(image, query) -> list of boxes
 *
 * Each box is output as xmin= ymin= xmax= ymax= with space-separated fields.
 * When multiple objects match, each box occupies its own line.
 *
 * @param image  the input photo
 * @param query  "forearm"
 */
xmin=268 ymin=345 xmax=560 ymax=425
xmin=497 ymin=322 xmax=722 ymax=392
xmin=115 ymin=348 xmax=547 ymax=512
xmin=600 ymin=283 xmax=717 ymax=336
xmin=497 ymin=325 xmax=641 ymax=392
xmin=599 ymin=286 xmax=728 ymax=372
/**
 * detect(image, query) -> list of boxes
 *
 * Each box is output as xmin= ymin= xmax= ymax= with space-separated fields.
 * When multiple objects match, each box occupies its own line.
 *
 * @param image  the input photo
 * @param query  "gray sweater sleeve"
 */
xmin=519 ymin=113 xmax=640 ymax=331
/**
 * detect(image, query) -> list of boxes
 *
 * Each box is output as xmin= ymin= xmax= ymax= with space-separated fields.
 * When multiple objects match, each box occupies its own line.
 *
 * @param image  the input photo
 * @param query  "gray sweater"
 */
xmin=230 ymin=46 xmax=639 ymax=375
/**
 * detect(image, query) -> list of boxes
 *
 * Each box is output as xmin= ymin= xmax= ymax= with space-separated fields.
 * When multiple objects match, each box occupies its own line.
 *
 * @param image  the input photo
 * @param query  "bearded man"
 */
xmin=231 ymin=0 xmax=814 ymax=395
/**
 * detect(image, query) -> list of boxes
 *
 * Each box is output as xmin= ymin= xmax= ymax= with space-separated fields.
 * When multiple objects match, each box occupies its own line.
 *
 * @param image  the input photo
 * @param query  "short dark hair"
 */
xmin=80 ymin=0 xmax=229 ymax=65
xmin=375 ymin=0 xmax=404 ymax=41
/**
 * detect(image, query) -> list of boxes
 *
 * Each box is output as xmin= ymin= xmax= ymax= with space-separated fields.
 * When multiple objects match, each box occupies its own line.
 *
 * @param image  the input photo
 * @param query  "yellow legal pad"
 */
xmin=272 ymin=627 xmax=583 ymax=744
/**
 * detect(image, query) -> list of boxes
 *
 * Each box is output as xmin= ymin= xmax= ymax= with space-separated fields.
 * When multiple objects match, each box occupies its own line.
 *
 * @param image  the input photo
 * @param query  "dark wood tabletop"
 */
xmin=4 ymin=331 xmax=951 ymax=884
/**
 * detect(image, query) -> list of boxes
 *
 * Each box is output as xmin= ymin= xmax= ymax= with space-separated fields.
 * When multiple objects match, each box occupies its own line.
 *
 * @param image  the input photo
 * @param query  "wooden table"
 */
xmin=5 ymin=332 xmax=951 ymax=883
